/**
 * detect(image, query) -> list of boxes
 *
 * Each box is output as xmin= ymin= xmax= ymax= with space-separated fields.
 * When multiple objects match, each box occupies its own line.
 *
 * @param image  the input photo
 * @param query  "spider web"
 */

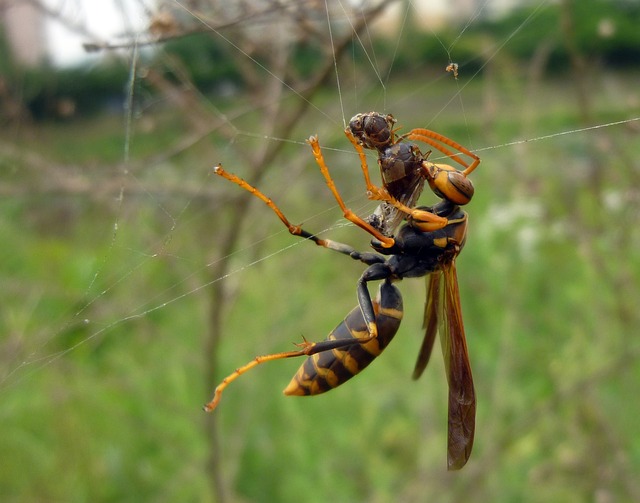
xmin=3 ymin=3 xmax=640 ymax=496
xmin=3 ymin=0 xmax=632 ymax=382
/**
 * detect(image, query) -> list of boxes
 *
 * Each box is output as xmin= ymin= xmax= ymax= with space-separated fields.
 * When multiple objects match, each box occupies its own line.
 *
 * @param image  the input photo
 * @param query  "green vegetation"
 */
xmin=2 ymin=0 xmax=640 ymax=499
xmin=393 ymin=0 xmax=640 ymax=73
xmin=1 ymin=65 xmax=639 ymax=501
xmin=3 ymin=0 xmax=639 ymax=122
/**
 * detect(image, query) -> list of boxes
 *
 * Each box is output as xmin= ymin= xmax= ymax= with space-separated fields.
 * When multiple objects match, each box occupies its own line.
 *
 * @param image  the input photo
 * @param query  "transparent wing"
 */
xmin=441 ymin=260 xmax=476 ymax=470
xmin=375 ymin=176 xmax=425 ymax=237
xmin=412 ymin=271 xmax=441 ymax=379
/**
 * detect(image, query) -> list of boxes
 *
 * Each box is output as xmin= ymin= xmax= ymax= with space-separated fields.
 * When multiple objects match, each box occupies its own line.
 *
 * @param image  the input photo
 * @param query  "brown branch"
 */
xmin=202 ymin=2 xmax=395 ymax=501
xmin=81 ymin=1 xmax=320 ymax=54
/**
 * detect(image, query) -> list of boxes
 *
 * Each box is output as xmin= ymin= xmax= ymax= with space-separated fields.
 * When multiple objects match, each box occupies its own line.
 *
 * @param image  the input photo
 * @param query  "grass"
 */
xmin=1 ymin=69 xmax=639 ymax=502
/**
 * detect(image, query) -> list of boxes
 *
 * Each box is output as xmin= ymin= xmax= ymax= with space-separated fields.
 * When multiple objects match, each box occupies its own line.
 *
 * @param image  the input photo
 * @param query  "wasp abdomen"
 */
xmin=284 ymin=282 xmax=403 ymax=396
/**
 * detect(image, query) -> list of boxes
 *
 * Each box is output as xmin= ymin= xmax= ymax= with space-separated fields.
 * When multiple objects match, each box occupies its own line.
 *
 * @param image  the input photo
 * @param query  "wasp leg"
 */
xmin=204 ymin=346 xmax=317 ymax=412
xmin=403 ymin=129 xmax=480 ymax=177
xmin=204 ymin=276 xmax=396 ymax=413
xmin=354 ymin=261 xmax=396 ymax=342
xmin=310 ymin=136 xmax=451 ymax=233
xmin=214 ymin=164 xmax=325 ymax=245
xmin=284 ymin=279 xmax=403 ymax=396
xmin=344 ymin=128 xmax=426 ymax=210
xmin=318 ymin=240 xmax=388 ymax=267
xmin=405 ymin=205 xmax=470 ymax=233
xmin=306 ymin=135 xmax=395 ymax=248
xmin=360 ymin=189 xmax=450 ymax=232
xmin=343 ymin=128 xmax=384 ymax=198
xmin=214 ymin=164 xmax=385 ymax=266
xmin=289 ymin=261 xmax=397 ymax=353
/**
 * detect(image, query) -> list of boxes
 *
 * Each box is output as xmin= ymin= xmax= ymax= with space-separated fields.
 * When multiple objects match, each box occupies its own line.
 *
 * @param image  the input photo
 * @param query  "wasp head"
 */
xmin=348 ymin=112 xmax=397 ymax=151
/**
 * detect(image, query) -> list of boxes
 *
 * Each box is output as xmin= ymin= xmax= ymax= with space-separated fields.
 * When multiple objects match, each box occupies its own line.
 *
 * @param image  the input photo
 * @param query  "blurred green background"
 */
xmin=1 ymin=1 xmax=639 ymax=502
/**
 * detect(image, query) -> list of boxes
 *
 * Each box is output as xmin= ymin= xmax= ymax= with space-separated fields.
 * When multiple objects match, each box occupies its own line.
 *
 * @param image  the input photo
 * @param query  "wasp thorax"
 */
xmin=380 ymin=144 xmax=422 ymax=184
xmin=428 ymin=165 xmax=474 ymax=205
xmin=448 ymin=171 xmax=474 ymax=204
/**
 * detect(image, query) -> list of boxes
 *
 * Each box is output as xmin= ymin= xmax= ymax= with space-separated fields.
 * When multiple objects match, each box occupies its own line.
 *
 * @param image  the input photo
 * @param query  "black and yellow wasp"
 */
xmin=205 ymin=112 xmax=480 ymax=470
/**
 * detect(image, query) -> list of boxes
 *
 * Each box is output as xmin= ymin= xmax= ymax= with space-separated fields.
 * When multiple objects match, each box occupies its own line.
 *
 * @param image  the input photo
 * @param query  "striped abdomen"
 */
xmin=283 ymin=281 xmax=403 ymax=396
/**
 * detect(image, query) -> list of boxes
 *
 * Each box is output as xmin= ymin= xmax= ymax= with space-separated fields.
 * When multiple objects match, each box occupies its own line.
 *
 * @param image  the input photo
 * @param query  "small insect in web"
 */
xmin=446 ymin=62 xmax=459 ymax=79
xmin=205 ymin=112 xmax=480 ymax=470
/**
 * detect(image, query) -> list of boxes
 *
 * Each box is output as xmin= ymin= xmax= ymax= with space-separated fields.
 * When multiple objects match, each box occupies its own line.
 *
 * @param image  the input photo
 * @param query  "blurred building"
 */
xmin=0 ymin=0 xmax=46 ymax=66
xmin=377 ymin=0 xmax=520 ymax=35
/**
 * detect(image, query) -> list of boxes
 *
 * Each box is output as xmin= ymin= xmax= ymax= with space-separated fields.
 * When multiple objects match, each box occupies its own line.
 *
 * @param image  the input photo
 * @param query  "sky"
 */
xmin=44 ymin=0 xmax=148 ymax=66
xmin=40 ymin=0 xmax=451 ymax=66
xmin=42 ymin=0 xmax=520 ymax=66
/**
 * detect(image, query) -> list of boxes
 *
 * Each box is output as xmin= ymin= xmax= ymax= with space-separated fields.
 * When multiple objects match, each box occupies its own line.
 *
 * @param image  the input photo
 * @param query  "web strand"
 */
xmin=4 ymin=1 xmax=637 ymax=391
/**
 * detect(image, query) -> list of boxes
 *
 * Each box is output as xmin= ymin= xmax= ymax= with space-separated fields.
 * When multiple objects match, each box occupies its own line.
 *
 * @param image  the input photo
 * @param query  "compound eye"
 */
xmin=348 ymin=115 xmax=364 ymax=133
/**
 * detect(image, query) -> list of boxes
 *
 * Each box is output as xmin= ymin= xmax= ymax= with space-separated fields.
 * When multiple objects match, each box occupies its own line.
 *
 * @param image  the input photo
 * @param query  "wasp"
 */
xmin=346 ymin=111 xmax=476 ymax=237
xmin=205 ymin=113 xmax=480 ymax=470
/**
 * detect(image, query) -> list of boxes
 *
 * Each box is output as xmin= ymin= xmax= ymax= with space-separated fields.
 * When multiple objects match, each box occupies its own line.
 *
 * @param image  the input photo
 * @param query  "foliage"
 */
xmin=160 ymin=32 xmax=243 ymax=90
xmin=4 ymin=0 xmax=640 ymax=122
xmin=15 ymin=62 xmax=132 ymax=119
xmin=1 ymin=67 xmax=639 ymax=501
xmin=384 ymin=0 xmax=640 ymax=78
xmin=470 ymin=0 xmax=640 ymax=69
xmin=2 ymin=0 xmax=640 ymax=499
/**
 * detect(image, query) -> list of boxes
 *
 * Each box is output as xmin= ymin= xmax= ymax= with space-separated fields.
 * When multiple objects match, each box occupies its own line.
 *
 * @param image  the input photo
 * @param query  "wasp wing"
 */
xmin=441 ymin=260 xmax=476 ymax=470
xmin=376 ymin=175 xmax=426 ymax=237
xmin=412 ymin=271 xmax=441 ymax=379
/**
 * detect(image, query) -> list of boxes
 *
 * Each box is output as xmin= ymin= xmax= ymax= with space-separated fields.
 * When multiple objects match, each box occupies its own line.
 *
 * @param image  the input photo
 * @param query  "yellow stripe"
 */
xmin=433 ymin=237 xmax=448 ymax=248
xmin=337 ymin=349 xmax=360 ymax=374
xmin=378 ymin=306 xmax=403 ymax=320
xmin=314 ymin=365 xmax=339 ymax=387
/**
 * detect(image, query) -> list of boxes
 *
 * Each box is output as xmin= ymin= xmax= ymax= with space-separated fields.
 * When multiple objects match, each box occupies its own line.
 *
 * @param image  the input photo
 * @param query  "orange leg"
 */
xmin=214 ymin=164 xmax=394 ymax=261
xmin=204 ymin=350 xmax=303 ymax=412
xmin=306 ymin=135 xmax=396 ymax=247
xmin=404 ymin=129 xmax=480 ymax=177
xmin=204 ymin=340 xmax=321 ymax=412
xmin=329 ymin=132 xmax=449 ymax=231
xmin=203 ymin=333 xmax=377 ymax=412
xmin=343 ymin=128 xmax=383 ymax=196
xmin=214 ymin=164 xmax=334 ymax=247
